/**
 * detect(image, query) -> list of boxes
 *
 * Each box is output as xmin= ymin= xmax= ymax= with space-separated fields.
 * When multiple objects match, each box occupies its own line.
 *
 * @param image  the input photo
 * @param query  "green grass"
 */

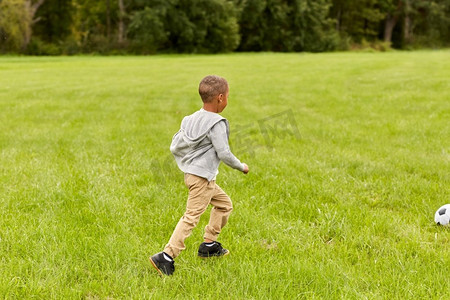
xmin=0 ymin=51 xmax=449 ymax=299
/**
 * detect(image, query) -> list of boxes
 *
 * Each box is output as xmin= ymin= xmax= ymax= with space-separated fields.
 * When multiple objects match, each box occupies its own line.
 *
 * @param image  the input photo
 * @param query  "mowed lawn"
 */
xmin=0 ymin=51 xmax=449 ymax=299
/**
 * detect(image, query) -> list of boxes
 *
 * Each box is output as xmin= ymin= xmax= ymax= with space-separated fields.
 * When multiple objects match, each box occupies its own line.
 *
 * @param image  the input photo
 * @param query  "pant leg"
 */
xmin=203 ymin=183 xmax=233 ymax=242
xmin=164 ymin=174 xmax=214 ymax=258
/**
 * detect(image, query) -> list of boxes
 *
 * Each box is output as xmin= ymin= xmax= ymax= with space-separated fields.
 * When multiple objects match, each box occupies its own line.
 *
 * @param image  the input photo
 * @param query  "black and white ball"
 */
xmin=434 ymin=204 xmax=450 ymax=226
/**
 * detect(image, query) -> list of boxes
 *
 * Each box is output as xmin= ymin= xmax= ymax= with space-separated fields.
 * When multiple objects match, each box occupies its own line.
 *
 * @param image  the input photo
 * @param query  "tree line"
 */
xmin=0 ymin=0 xmax=449 ymax=55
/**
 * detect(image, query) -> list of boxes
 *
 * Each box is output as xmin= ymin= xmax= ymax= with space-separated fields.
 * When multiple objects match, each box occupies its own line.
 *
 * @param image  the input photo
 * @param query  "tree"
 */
xmin=32 ymin=0 xmax=73 ymax=43
xmin=289 ymin=0 xmax=338 ymax=52
xmin=331 ymin=0 xmax=385 ymax=43
xmin=128 ymin=5 xmax=168 ymax=53
xmin=402 ymin=0 xmax=413 ymax=43
xmin=0 ymin=0 xmax=30 ymax=51
xmin=70 ymin=0 xmax=115 ymax=52
xmin=24 ymin=0 xmax=45 ymax=46
xmin=166 ymin=0 xmax=240 ymax=53
xmin=378 ymin=0 xmax=450 ymax=48
xmin=0 ymin=0 xmax=44 ymax=51
xmin=409 ymin=0 xmax=450 ymax=47
xmin=2 ymin=0 xmax=450 ymax=54
xmin=128 ymin=0 xmax=240 ymax=53
xmin=378 ymin=0 xmax=402 ymax=43
xmin=236 ymin=0 xmax=291 ymax=51
xmin=118 ymin=0 xmax=126 ymax=45
xmin=236 ymin=0 xmax=337 ymax=52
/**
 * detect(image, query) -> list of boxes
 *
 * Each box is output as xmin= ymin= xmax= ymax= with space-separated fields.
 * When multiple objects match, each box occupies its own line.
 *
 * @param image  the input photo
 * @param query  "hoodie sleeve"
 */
xmin=209 ymin=120 xmax=245 ymax=172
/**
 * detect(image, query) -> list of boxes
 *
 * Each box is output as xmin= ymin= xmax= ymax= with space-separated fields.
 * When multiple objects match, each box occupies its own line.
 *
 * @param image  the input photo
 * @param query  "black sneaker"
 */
xmin=198 ymin=241 xmax=230 ymax=258
xmin=150 ymin=252 xmax=175 ymax=276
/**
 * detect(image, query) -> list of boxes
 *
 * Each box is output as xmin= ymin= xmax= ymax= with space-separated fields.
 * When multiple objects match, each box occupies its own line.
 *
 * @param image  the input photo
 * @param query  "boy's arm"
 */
xmin=210 ymin=121 xmax=246 ymax=172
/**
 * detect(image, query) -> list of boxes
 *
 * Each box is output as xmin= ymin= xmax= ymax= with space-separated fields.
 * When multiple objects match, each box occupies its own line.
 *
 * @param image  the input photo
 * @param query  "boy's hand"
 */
xmin=242 ymin=163 xmax=249 ymax=174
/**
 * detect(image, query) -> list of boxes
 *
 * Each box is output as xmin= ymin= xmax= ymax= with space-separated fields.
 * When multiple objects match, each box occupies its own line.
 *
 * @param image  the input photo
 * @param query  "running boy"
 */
xmin=150 ymin=75 xmax=249 ymax=276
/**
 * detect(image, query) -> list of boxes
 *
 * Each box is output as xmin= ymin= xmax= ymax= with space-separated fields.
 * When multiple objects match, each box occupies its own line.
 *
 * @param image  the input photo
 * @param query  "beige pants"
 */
xmin=163 ymin=173 xmax=233 ymax=258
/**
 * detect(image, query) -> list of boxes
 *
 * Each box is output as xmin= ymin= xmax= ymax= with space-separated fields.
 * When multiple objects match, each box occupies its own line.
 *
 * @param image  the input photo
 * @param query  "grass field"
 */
xmin=0 ymin=51 xmax=449 ymax=299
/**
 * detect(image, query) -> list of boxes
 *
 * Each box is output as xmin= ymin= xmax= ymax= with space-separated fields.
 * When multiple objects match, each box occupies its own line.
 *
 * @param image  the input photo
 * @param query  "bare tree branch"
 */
xmin=28 ymin=0 xmax=45 ymax=23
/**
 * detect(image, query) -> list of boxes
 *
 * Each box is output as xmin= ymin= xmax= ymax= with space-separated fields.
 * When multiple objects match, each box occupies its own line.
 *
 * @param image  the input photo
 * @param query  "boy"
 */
xmin=150 ymin=75 xmax=249 ymax=276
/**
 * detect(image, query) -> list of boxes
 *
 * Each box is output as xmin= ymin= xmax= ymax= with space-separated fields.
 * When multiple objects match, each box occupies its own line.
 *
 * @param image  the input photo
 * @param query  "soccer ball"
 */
xmin=434 ymin=204 xmax=450 ymax=226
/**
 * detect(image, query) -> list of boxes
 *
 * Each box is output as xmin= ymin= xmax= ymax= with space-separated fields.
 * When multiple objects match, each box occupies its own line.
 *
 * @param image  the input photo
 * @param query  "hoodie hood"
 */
xmin=180 ymin=110 xmax=226 ymax=147
xmin=169 ymin=108 xmax=241 ymax=181
xmin=170 ymin=109 xmax=227 ymax=163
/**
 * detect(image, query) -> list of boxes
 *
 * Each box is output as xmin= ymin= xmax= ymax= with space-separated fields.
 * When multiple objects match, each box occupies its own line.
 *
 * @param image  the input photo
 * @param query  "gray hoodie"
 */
xmin=170 ymin=109 xmax=244 ymax=181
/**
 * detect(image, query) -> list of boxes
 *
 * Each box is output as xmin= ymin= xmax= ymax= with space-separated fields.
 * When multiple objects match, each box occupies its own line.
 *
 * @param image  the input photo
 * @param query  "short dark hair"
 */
xmin=198 ymin=75 xmax=228 ymax=103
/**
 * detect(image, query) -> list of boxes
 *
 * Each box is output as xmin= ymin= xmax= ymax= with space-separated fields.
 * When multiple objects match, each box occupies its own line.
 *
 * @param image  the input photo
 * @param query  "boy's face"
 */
xmin=217 ymin=87 xmax=229 ymax=113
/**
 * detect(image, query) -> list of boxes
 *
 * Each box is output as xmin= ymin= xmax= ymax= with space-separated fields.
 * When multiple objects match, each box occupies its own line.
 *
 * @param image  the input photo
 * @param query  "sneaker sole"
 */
xmin=198 ymin=250 xmax=230 ymax=258
xmin=149 ymin=257 xmax=164 ymax=277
